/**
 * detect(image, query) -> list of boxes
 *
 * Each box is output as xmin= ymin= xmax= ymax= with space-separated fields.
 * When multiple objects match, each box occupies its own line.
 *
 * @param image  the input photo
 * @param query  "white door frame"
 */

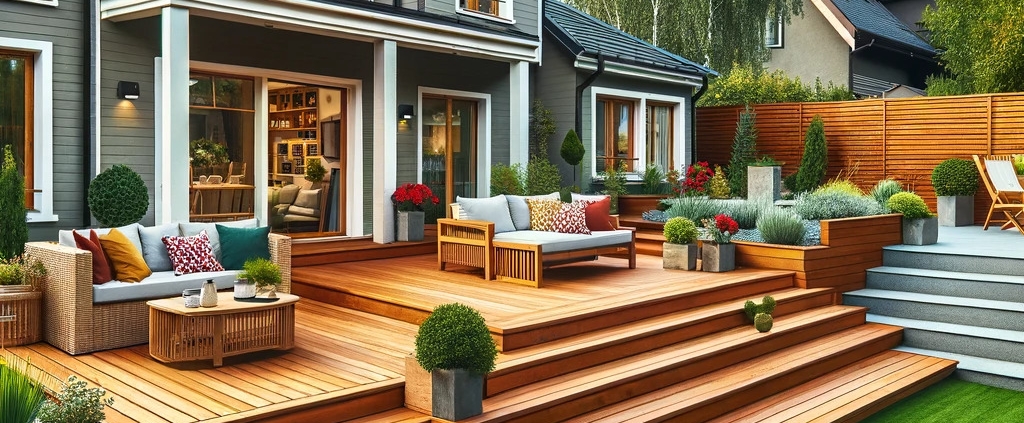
xmin=416 ymin=87 xmax=492 ymax=198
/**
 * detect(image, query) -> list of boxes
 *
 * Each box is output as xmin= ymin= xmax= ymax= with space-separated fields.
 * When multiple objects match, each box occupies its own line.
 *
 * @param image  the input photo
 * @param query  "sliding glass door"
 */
xmin=422 ymin=96 xmax=477 ymax=223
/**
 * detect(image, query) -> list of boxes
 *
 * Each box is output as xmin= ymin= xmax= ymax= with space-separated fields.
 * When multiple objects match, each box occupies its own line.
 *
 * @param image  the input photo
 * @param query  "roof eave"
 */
xmin=575 ymin=55 xmax=705 ymax=87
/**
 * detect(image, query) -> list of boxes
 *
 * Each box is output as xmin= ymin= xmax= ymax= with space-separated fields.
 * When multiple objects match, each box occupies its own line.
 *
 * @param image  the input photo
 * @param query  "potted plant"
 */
xmin=87 ymin=164 xmax=149 ymax=227
xmin=392 ymin=183 xmax=440 ymax=242
xmin=1 ymin=355 xmax=46 ymax=423
xmin=619 ymin=164 xmax=671 ymax=215
xmin=701 ymin=214 xmax=740 ymax=272
xmin=663 ymin=217 xmax=699 ymax=270
xmin=37 ymin=375 xmax=114 ymax=423
xmin=189 ymin=137 xmax=230 ymax=176
xmin=887 ymin=192 xmax=937 ymax=245
xmin=413 ymin=303 xmax=497 ymax=421
xmin=600 ymin=163 xmax=629 ymax=215
xmin=931 ymin=158 xmax=978 ymax=227
xmin=304 ymin=157 xmax=327 ymax=190
xmin=238 ymin=258 xmax=282 ymax=298
xmin=747 ymin=156 xmax=783 ymax=203
xmin=0 ymin=256 xmax=46 ymax=346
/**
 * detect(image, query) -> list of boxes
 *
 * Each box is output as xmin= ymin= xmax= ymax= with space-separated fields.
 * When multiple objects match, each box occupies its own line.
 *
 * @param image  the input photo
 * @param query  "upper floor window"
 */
xmin=766 ymin=14 xmax=783 ymax=48
xmin=459 ymin=0 xmax=513 ymax=21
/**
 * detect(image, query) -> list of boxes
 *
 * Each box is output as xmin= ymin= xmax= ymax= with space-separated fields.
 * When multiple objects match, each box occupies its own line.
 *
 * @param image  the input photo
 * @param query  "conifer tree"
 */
xmin=727 ymin=105 xmax=758 ymax=197
xmin=795 ymin=115 xmax=828 ymax=193
xmin=0 ymin=145 xmax=28 ymax=260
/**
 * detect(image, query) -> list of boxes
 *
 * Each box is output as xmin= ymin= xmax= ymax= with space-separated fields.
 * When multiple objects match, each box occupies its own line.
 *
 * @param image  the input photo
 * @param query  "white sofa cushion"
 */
xmin=139 ymin=223 xmax=180 ymax=272
xmin=506 ymin=193 xmax=560 ymax=231
xmin=93 ymin=270 xmax=238 ymax=304
xmin=58 ymin=223 xmax=142 ymax=253
xmin=493 ymin=229 xmax=633 ymax=253
xmin=457 ymin=195 xmax=516 ymax=233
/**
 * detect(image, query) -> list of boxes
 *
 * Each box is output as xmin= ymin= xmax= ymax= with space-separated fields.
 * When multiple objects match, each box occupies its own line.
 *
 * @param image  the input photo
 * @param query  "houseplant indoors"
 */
xmin=701 ymin=214 xmax=740 ymax=272
xmin=931 ymin=157 xmax=978 ymax=226
xmin=663 ymin=216 xmax=699 ymax=270
xmin=887 ymin=191 xmax=937 ymax=245
xmin=414 ymin=303 xmax=497 ymax=421
xmin=392 ymin=183 xmax=439 ymax=242
xmin=238 ymin=257 xmax=282 ymax=298
xmin=304 ymin=157 xmax=327 ymax=190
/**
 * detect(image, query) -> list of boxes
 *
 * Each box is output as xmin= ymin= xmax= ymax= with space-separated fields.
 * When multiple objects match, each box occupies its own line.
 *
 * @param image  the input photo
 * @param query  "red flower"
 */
xmin=703 ymin=213 xmax=739 ymax=243
xmin=392 ymin=183 xmax=439 ymax=212
xmin=678 ymin=162 xmax=715 ymax=197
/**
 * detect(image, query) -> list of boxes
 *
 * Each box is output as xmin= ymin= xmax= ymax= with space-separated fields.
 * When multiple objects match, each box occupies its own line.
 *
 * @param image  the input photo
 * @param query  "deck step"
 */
xmin=867 ymin=266 xmax=1024 ymax=302
xmin=488 ymin=288 xmax=839 ymax=395
xmin=705 ymin=350 xmax=957 ymax=423
xmin=843 ymin=288 xmax=1024 ymax=331
xmin=896 ymin=346 xmax=1024 ymax=392
xmin=463 ymin=319 xmax=898 ymax=423
xmin=882 ymin=247 xmax=1024 ymax=277
xmin=868 ymin=314 xmax=1024 ymax=364
xmin=345 ymin=407 xmax=432 ymax=423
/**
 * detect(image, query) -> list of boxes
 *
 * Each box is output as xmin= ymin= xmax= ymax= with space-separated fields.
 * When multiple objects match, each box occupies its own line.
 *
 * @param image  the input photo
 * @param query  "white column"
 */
xmin=373 ymin=40 xmax=398 ymax=244
xmin=157 ymin=7 xmax=190 ymax=224
xmin=509 ymin=61 xmax=529 ymax=167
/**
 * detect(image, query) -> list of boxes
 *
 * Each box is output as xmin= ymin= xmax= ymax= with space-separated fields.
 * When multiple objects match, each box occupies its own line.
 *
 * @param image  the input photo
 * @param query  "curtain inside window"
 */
xmin=648 ymin=105 xmax=671 ymax=172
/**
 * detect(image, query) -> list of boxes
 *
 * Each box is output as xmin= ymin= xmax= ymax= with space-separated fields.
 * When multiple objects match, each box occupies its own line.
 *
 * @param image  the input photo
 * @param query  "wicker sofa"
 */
xmin=438 ymin=194 xmax=636 ymax=288
xmin=26 ymin=223 xmax=291 ymax=355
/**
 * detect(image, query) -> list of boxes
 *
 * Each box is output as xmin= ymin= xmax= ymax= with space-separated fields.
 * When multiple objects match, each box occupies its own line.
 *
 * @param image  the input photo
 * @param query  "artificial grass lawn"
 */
xmin=863 ymin=378 xmax=1024 ymax=422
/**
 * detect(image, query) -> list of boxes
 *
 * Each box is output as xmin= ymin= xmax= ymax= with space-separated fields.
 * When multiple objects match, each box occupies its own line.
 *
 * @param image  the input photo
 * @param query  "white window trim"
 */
xmin=589 ymin=87 xmax=686 ymax=180
xmin=12 ymin=0 xmax=58 ymax=6
xmin=766 ymin=15 xmax=783 ymax=48
xmin=456 ymin=0 xmax=515 ymax=24
xmin=0 ymin=37 xmax=57 ymax=223
xmin=417 ymin=87 xmax=492 ymax=198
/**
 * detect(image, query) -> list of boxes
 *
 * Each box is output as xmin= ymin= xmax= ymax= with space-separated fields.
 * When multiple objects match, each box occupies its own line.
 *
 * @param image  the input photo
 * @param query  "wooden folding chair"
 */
xmin=973 ymin=155 xmax=1024 ymax=234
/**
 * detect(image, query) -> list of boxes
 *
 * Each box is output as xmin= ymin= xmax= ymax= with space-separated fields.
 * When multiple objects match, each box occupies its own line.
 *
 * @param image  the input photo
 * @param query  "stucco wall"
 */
xmin=764 ymin=0 xmax=851 ymax=88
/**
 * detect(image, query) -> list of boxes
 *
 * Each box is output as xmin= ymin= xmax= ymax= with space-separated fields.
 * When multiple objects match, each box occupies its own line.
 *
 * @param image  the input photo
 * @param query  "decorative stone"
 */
xmin=702 ymin=242 xmax=736 ymax=272
xmin=936 ymin=195 xmax=974 ymax=227
xmin=431 ymin=368 xmax=484 ymax=421
xmin=747 ymin=166 xmax=781 ymax=203
xmin=903 ymin=216 xmax=938 ymax=245
xmin=663 ymin=243 xmax=697 ymax=270
xmin=398 ymin=211 xmax=426 ymax=242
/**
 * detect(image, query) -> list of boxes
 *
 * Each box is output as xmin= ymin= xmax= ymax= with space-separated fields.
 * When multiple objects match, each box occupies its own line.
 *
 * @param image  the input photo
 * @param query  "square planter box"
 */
xmin=747 ymin=166 xmax=781 ymax=203
xmin=936 ymin=196 xmax=974 ymax=227
xmin=702 ymin=242 xmax=736 ymax=272
xmin=903 ymin=216 xmax=938 ymax=245
xmin=663 ymin=243 xmax=697 ymax=270
xmin=0 ymin=288 xmax=42 ymax=347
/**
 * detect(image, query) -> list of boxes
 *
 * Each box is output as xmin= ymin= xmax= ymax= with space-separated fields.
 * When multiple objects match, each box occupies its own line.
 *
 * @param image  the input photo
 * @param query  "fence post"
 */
xmin=987 ymin=95 xmax=993 ymax=155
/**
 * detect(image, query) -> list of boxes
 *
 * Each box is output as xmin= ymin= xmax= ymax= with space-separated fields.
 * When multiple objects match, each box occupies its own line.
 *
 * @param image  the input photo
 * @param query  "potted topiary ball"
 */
xmin=663 ymin=217 xmax=699 ymax=270
xmin=887 ymin=192 xmax=937 ymax=245
xmin=238 ymin=258 xmax=282 ymax=298
xmin=931 ymin=158 xmax=979 ymax=227
xmin=87 ymin=164 xmax=149 ymax=227
xmin=414 ymin=303 xmax=497 ymax=421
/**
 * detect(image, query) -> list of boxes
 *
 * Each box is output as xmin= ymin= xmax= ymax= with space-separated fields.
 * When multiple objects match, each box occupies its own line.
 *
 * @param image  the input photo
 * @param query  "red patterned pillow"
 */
xmin=161 ymin=230 xmax=225 ymax=275
xmin=582 ymin=196 xmax=616 ymax=231
xmin=550 ymin=201 xmax=591 ymax=234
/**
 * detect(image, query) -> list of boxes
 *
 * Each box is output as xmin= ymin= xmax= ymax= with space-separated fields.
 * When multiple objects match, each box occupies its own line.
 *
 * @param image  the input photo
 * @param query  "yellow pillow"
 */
xmin=526 ymin=199 xmax=562 ymax=231
xmin=99 ymin=228 xmax=152 ymax=282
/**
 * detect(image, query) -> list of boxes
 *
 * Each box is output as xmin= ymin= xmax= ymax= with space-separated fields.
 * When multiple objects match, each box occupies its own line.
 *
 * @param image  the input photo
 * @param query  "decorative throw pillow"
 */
xmin=161 ymin=230 xmax=225 ymax=276
xmin=139 ymin=223 xmax=179 ymax=272
xmin=550 ymin=201 xmax=591 ymax=234
xmin=506 ymin=193 xmax=560 ymax=230
xmin=526 ymin=199 xmax=562 ymax=232
xmin=99 ymin=228 xmax=152 ymax=282
xmin=217 ymin=225 xmax=271 ymax=270
xmin=73 ymin=230 xmax=113 ymax=284
xmin=582 ymin=196 xmax=616 ymax=231
xmin=180 ymin=219 xmax=258 ymax=262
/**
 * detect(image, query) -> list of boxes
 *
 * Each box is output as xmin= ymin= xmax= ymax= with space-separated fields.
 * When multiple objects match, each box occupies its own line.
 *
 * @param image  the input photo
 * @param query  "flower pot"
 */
xmin=903 ymin=216 xmax=938 ymax=245
xmin=404 ymin=355 xmax=433 ymax=414
xmin=397 ymin=211 xmax=426 ymax=242
xmin=233 ymin=279 xmax=256 ymax=299
xmin=663 ymin=243 xmax=697 ymax=270
xmin=431 ymin=368 xmax=484 ymax=421
xmin=0 ymin=290 xmax=42 ymax=346
xmin=702 ymin=242 xmax=736 ymax=272
xmin=747 ymin=166 xmax=781 ymax=203
xmin=936 ymin=195 xmax=974 ymax=227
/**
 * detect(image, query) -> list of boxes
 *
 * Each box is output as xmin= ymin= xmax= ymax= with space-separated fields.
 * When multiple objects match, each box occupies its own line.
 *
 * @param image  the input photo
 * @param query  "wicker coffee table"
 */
xmin=147 ymin=292 xmax=298 ymax=367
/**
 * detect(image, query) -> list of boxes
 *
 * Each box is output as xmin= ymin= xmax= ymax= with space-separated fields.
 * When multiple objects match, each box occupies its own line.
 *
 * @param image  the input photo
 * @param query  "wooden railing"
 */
xmin=696 ymin=93 xmax=1024 ymax=223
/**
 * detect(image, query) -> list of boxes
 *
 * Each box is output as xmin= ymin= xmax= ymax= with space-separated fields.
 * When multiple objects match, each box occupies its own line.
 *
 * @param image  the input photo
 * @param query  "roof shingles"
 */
xmin=830 ymin=0 xmax=935 ymax=54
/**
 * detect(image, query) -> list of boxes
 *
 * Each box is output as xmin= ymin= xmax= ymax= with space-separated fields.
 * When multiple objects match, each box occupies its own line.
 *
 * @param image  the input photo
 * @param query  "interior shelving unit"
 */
xmin=269 ymin=87 xmax=322 ymax=183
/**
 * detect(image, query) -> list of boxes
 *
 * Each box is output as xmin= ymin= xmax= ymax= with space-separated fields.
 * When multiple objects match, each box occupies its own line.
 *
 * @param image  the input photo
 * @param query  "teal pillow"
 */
xmin=216 ymin=225 xmax=271 ymax=270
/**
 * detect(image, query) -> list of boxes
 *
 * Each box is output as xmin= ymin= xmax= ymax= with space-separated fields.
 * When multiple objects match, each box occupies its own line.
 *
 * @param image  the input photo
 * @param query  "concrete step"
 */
xmin=843 ymin=289 xmax=1024 ymax=332
xmin=867 ymin=314 xmax=1024 ymax=364
xmin=882 ymin=248 xmax=1024 ymax=277
xmin=866 ymin=266 xmax=1024 ymax=303
xmin=896 ymin=346 xmax=1024 ymax=392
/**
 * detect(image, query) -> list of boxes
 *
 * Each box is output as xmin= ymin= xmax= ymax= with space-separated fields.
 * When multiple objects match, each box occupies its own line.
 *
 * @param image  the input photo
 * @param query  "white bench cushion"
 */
xmin=93 ymin=270 xmax=239 ymax=304
xmin=493 ymin=230 xmax=632 ymax=253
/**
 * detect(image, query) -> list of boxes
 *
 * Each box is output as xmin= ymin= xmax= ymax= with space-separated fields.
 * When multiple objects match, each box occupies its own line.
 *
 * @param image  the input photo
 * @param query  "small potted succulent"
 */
xmin=238 ymin=258 xmax=282 ymax=298
xmin=663 ymin=217 xmax=699 ymax=270
xmin=931 ymin=158 xmax=978 ymax=227
xmin=887 ymin=192 xmax=937 ymax=245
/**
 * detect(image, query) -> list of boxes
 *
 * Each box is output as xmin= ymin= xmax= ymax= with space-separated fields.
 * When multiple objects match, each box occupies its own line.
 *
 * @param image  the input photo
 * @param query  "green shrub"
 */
xmin=526 ymin=157 xmax=562 ymax=196
xmin=795 ymin=115 xmax=828 ymax=193
xmin=728 ymin=106 xmax=757 ymax=197
xmin=783 ymin=172 xmax=799 ymax=193
xmin=931 ymin=158 xmax=979 ymax=197
xmin=0 ymin=260 xmax=25 ymax=286
xmin=794 ymin=191 xmax=884 ymax=220
xmin=600 ymin=163 xmax=629 ymax=214
xmin=925 ymin=74 xmax=972 ymax=97
xmin=814 ymin=179 xmax=863 ymax=196
xmin=38 ymin=376 xmax=113 ymax=423
xmin=304 ymin=157 xmax=326 ymax=184
xmin=752 ymin=156 xmax=782 ymax=167
xmin=490 ymin=163 xmax=525 ymax=196
xmin=1 ymin=358 xmax=45 ymax=423
xmin=1014 ymin=155 xmax=1024 ymax=175
xmin=87 ymin=164 xmax=149 ymax=227
xmin=560 ymin=129 xmax=585 ymax=188
xmin=708 ymin=166 xmax=731 ymax=199
xmin=757 ymin=208 xmax=806 ymax=245
xmin=743 ymin=295 xmax=776 ymax=321
xmin=415 ymin=303 xmax=498 ymax=375
xmin=664 ymin=196 xmax=718 ymax=223
xmin=663 ymin=217 xmax=699 ymax=244
xmin=887 ymin=192 xmax=932 ymax=219
xmin=641 ymin=163 xmax=666 ymax=195
xmin=754 ymin=313 xmax=774 ymax=333
xmin=0 ymin=145 xmax=27 ymax=260
xmin=870 ymin=179 xmax=903 ymax=209
xmin=529 ymin=101 xmax=557 ymax=158
xmin=719 ymin=200 xmax=765 ymax=229
xmin=239 ymin=258 xmax=281 ymax=291
xmin=697 ymin=65 xmax=854 ymax=107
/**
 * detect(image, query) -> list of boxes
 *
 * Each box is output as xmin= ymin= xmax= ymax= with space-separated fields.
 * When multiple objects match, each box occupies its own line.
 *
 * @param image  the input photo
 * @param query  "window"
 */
xmin=0 ymin=50 xmax=34 ymax=209
xmin=646 ymin=104 xmax=673 ymax=173
xmin=766 ymin=14 xmax=783 ymax=48
xmin=12 ymin=0 xmax=58 ymax=6
xmin=459 ymin=0 xmax=512 ymax=21
xmin=596 ymin=97 xmax=635 ymax=173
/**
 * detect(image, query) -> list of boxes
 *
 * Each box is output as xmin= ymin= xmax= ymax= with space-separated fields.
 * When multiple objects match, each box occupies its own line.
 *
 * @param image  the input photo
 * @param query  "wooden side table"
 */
xmin=147 ymin=292 xmax=298 ymax=367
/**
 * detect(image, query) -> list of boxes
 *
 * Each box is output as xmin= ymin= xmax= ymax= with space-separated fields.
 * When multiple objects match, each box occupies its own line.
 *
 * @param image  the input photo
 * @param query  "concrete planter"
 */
xmin=747 ymin=166 xmax=781 ymax=203
xmin=432 ymin=368 xmax=484 ymax=421
xmin=936 ymin=195 xmax=974 ymax=227
xmin=404 ymin=355 xmax=432 ymax=414
xmin=702 ymin=242 xmax=736 ymax=272
xmin=397 ymin=211 xmax=425 ymax=242
xmin=902 ymin=216 xmax=938 ymax=245
xmin=662 ymin=243 xmax=697 ymax=270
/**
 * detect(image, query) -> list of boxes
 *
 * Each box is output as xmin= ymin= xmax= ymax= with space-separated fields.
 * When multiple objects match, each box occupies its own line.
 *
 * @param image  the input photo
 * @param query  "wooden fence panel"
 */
xmin=696 ymin=93 xmax=1024 ymax=224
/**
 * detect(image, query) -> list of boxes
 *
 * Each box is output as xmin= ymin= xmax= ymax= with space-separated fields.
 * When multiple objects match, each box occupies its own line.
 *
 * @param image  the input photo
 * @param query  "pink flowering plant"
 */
xmin=392 ymin=183 xmax=440 ymax=212
xmin=702 ymin=214 xmax=740 ymax=244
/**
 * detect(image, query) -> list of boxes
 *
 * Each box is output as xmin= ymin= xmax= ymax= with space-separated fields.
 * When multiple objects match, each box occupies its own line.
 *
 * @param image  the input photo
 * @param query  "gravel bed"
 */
xmin=641 ymin=210 xmax=822 ymax=246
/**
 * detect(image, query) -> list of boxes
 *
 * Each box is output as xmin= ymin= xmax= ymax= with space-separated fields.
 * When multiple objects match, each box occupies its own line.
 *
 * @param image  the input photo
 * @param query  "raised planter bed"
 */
xmin=618 ymin=195 xmax=669 ymax=216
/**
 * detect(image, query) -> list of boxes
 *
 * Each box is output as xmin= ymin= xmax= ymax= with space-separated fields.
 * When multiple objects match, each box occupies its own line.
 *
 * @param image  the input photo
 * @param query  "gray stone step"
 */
xmin=882 ymin=248 xmax=1024 ymax=277
xmin=896 ymin=346 xmax=1024 ymax=392
xmin=867 ymin=314 xmax=1024 ymax=364
xmin=866 ymin=266 xmax=1024 ymax=303
xmin=843 ymin=289 xmax=1024 ymax=332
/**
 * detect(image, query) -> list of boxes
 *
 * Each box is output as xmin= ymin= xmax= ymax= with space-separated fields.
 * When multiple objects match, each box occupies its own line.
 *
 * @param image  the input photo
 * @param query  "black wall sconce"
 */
xmin=117 ymin=81 xmax=140 ymax=100
xmin=398 ymin=104 xmax=415 ymax=122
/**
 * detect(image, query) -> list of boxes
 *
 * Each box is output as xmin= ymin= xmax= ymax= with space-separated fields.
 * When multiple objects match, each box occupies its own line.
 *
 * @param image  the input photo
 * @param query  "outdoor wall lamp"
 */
xmin=117 ymin=81 xmax=140 ymax=100
xmin=398 ymin=104 xmax=415 ymax=122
